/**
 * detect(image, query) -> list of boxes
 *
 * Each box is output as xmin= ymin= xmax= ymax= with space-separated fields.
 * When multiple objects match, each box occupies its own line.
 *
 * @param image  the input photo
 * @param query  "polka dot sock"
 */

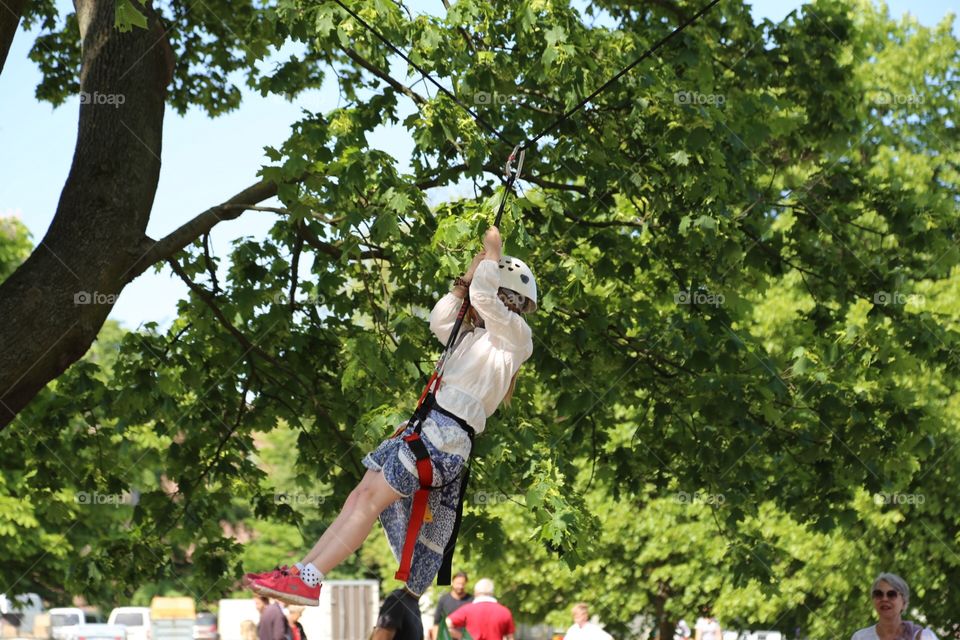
xmin=296 ymin=562 xmax=323 ymax=587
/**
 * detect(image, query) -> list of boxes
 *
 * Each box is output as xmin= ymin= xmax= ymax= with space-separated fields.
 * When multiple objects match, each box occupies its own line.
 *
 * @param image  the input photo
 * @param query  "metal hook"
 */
xmin=504 ymin=144 xmax=525 ymax=183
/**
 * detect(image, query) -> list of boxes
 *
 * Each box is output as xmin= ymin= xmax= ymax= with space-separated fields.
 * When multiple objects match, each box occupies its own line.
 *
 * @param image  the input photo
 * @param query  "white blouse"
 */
xmin=428 ymin=259 xmax=534 ymax=433
xmin=851 ymin=625 xmax=938 ymax=640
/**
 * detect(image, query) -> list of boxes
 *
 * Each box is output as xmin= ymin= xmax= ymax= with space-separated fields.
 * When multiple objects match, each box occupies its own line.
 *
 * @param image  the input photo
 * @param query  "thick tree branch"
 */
xmin=299 ymin=223 xmax=387 ymax=261
xmin=0 ymin=0 xmax=26 ymax=76
xmin=342 ymin=46 xmax=426 ymax=105
xmin=561 ymin=208 xmax=642 ymax=229
xmin=521 ymin=171 xmax=590 ymax=195
xmin=415 ymin=163 xmax=468 ymax=190
xmin=221 ymin=205 xmax=291 ymax=215
xmin=288 ymin=222 xmax=304 ymax=312
xmin=128 ymin=179 xmax=280 ymax=280
xmin=202 ymin=232 xmax=220 ymax=294
xmin=132 ymin=171 xmax=387 ymax=286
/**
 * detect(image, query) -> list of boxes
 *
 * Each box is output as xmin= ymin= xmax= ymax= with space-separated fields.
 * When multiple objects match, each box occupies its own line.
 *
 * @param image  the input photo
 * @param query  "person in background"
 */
xmin=562 ymin=603 xmax=613 ymax=640
xmin=285 ymin=606 xmax=306 ymax=640
xmin=252 ymin=597 xmax=268 ymax=640
xmin=240 ymin=620 xmax=258 ymax=640
xmin=430 ymin=572 xmax=473 ymax=640
xmin=674 ymin=619 xmax=691 ymax=640
xmin=850 ymin=572 xmax=937 ymax=640
xmin=694 ymin=607 xmax=721 ymax=640
xmin=446 ymin=578 xmax=515 ymax=640
xmin=371 ymin=588 xmax=423 ymax=640
xmin=256 ymin=596 xmax=288 ymax=640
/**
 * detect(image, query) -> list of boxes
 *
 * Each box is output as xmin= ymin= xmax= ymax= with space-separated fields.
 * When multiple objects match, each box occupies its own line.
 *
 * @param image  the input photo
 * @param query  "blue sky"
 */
xmin=1 ymin=0 xmax=956 ymax=330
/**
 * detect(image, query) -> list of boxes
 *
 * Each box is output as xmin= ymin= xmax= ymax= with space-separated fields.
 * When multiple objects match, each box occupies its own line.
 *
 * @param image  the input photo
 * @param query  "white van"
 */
xmin=108 ymin=608 xmax=152 ymax=640
xmin=50 ymin=608 xmax=105 ymax=640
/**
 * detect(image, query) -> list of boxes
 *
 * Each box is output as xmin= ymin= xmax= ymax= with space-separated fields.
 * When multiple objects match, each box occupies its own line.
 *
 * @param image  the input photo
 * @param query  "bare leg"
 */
xmin=301 ymin=469 xmax=403 ymax=573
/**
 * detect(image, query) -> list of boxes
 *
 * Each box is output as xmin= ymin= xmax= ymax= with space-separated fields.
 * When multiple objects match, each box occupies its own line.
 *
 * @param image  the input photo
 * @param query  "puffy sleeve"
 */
xmin=429 ymin=292 xmax=464 ymax=345
xmin=469 ymin=260 xmax=533 ymax=354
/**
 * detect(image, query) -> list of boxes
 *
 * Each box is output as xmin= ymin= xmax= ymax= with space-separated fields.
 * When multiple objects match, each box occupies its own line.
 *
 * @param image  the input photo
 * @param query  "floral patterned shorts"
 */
xmin=362 ymin=409 xmax=472 ymax=595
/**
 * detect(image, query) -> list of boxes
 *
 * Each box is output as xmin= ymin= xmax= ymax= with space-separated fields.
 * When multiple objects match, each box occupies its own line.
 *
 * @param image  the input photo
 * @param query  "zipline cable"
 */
xmin=330 ymin=0 xmax=517 ymax=148
xmin=521 ymin=0 xmax=723 ymax=150
xmin=331 ymin=0 xmax=723 ymax=155
xmin=327 ymin=0 xmax=724 ymax=367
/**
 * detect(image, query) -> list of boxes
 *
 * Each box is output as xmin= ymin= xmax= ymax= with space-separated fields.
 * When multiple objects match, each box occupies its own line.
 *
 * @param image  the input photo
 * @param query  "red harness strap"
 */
xmin=394 ymin=431 xmax=434 ymax=582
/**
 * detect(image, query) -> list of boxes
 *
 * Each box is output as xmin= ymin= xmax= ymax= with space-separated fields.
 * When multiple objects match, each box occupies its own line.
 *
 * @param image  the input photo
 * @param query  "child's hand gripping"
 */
xmin=459 ymin=227 xmax=501 ymax=286
xmin=463 ymin=250 xmax=486 ymax=283
xmin=482 ymin=226 xmax=502 ymax=262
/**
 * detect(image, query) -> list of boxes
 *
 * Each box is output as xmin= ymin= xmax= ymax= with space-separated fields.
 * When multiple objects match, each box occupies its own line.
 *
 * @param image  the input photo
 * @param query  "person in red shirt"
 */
xmin=446 ymin=578 xmax=515 ymax=640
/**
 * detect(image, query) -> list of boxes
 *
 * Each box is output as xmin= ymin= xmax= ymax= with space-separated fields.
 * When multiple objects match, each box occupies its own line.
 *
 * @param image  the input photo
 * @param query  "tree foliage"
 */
xmin=3 ymin=0 xmax=960 ymax=637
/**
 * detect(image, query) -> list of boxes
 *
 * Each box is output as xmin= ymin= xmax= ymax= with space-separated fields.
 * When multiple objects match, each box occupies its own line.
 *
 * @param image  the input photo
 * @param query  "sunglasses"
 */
xmin=872 ymin=589 xmax=900 ymax=599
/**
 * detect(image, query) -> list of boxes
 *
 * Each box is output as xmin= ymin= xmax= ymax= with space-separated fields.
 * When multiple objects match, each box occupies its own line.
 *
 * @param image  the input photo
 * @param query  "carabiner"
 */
xmin=504 ymin=144 xmax=526 ymax=184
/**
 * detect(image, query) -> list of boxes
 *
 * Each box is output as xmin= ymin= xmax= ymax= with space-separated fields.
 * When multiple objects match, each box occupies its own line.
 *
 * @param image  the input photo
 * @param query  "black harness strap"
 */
xmin=438 ymin=461 xmax=471 ymax=585
xmin=394 ymin=392 xmax=475 ymax=586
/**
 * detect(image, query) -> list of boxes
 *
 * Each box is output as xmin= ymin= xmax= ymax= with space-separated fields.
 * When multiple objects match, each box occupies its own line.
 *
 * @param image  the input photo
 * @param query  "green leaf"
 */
xmin=115 ymin=0 xmax=148 ymax=32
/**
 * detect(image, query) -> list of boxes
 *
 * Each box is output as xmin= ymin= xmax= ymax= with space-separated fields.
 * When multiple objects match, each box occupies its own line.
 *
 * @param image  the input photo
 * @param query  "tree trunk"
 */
xmin=0 ymin=0 xmax=26 ymax=76
xmin=0 ymin=0 xmax=172 ymax=429
xmin=654 ymin=582 xmax=674 ymax=640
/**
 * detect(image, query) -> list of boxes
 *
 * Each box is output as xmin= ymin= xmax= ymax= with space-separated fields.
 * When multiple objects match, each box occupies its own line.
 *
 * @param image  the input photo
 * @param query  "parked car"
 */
xmin=63 ymin=623 xmax=127 ymax=640
xmin=51 ymin=607 xmax=105 ymax=640
xmin=108 ymin=608 xmax=152 ymax=640
xmin=193 ymin=612 xmax=218 ymax=640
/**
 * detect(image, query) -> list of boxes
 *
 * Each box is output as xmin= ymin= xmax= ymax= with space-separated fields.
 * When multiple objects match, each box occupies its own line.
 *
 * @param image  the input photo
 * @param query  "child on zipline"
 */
xmin=246 ymin=225 xmax=536 ymax=605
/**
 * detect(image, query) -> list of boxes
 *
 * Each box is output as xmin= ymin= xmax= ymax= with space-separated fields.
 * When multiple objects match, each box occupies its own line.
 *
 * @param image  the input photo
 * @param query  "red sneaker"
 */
xmin=244 ymin=566 xmax=289 ymax=585
xmin=250 ymin=566 xmax=321 ymax=606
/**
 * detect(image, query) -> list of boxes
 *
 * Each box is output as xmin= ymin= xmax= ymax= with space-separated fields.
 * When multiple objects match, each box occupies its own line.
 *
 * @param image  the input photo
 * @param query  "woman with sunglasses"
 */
xmin=851 ymin=573 xmax=937 ymax=640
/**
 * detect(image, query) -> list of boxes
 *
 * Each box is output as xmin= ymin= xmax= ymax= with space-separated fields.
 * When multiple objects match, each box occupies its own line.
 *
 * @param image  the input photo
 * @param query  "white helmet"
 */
xmin=497 ymin=255 xmax=537 ymax=312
